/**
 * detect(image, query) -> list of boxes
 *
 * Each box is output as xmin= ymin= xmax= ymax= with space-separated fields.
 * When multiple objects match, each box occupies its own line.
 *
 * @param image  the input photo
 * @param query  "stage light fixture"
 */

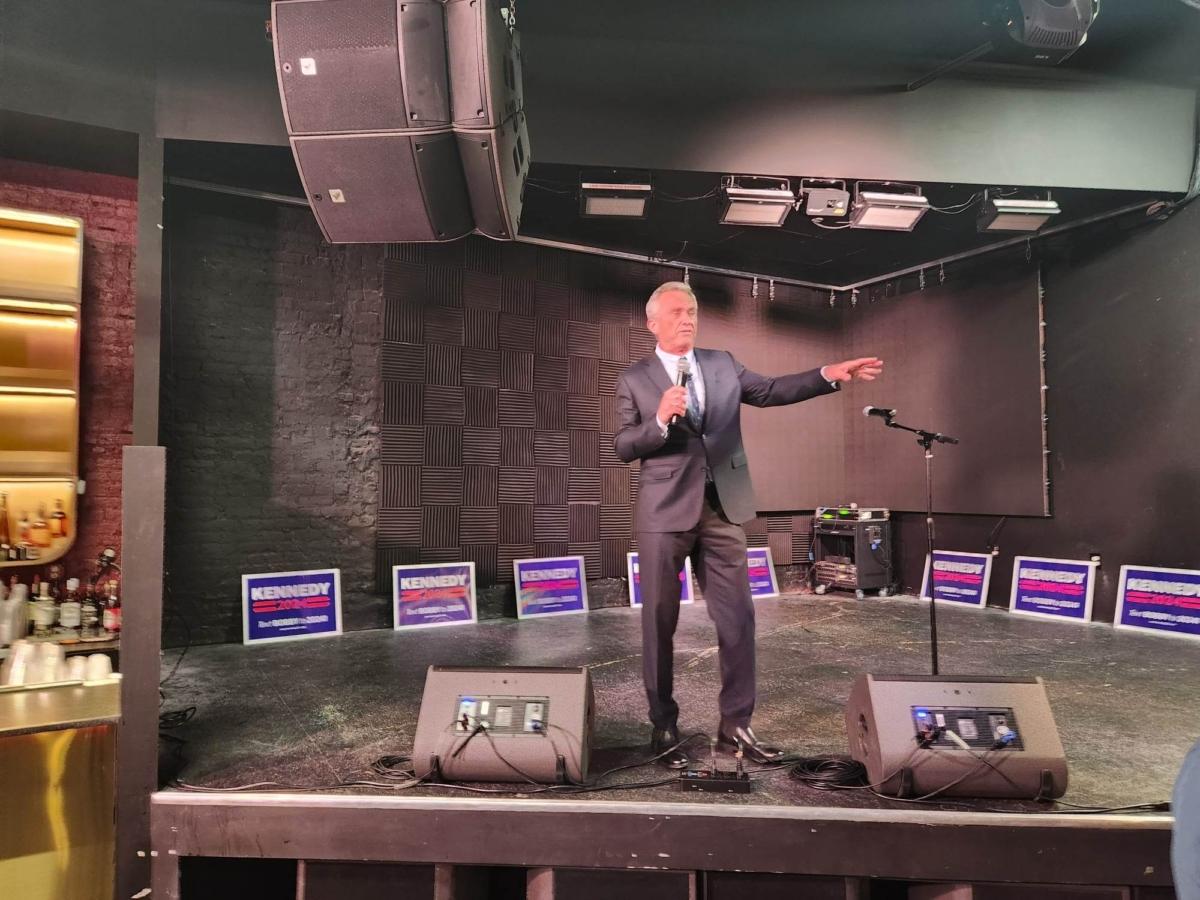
xmin=580 ymin=172 xmax=652 ymax=218
xmin=720 ymin=177 xmax=795 ymax=227
xmin=800 ymin=178 xmax=850 ymax=218
xmin=977 ymin=196 xmax=1061 ymax=232
xmin=849 ymin=183 xmax=930 ymax=232
xmin=999 ymin=0 xmax=1099 ymax=65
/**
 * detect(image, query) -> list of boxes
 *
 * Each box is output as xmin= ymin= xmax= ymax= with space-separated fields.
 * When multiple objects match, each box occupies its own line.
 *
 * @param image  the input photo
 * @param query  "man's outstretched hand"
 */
xmin=823 ymin=357 xmax=884 ymax=383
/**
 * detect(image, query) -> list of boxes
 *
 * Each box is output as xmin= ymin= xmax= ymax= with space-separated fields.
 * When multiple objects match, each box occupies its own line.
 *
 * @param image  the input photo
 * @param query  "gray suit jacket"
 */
xmin=614 ymin=349 xmax=838 ymax=532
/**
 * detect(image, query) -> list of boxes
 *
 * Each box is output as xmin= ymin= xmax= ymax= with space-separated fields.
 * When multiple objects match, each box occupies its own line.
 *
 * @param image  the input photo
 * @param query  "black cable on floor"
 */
xmin=159 ymin=705 xmax=197 ymax=729
xmin=789 ymin=756 xmax=870 ymax=790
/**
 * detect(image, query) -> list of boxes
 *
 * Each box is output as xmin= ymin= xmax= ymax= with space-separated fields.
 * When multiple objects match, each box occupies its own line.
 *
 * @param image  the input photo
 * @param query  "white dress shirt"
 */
xmin=654 ymin=345 xmax=706 ymax=433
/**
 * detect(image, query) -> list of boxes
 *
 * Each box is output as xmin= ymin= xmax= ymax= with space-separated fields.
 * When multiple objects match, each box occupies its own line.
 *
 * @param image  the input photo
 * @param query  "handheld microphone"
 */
xmin=671 ymin=358 xmax=691 ymax=426
xmin=863 ymin=405 xmax=897 ymax=419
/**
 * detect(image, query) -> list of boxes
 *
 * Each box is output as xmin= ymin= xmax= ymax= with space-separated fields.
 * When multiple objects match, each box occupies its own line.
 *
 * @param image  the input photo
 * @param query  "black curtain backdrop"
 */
xmin=841 ymin=268 xmax=1047 ymax=516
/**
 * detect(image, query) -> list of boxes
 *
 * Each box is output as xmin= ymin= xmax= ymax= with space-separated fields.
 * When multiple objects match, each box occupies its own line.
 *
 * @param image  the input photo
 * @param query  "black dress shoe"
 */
xmin=650 ymin=727 xmax=690 ymax=770
xmin=717 ymin=724 xmax=786 ymax=764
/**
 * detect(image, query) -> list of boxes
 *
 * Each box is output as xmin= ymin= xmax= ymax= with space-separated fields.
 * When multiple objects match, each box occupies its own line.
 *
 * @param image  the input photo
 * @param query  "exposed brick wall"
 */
xmin=160 ymin=189 xmax=383 ymax=646
xmin=0 ymin=157 xmax=136 ymax=583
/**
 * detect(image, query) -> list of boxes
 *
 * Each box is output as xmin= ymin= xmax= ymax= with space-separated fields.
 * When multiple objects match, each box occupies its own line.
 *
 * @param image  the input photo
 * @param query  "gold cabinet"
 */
xmin=0 ymin=209 xmax=83 ymax=568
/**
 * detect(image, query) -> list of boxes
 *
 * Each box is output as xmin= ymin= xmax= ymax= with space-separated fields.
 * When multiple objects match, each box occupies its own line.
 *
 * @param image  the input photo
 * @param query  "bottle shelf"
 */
xmin=0 ymin=386 xmax=76 ymax=397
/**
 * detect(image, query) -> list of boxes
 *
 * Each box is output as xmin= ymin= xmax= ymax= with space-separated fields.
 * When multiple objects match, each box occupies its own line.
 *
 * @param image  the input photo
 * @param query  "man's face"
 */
xmin=648 ymin=290 xmax=699 ymax=354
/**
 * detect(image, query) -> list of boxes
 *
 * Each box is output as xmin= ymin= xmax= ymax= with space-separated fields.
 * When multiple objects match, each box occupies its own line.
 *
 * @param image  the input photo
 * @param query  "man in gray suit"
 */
xmin=615 ymin=281 xmax=882 ymax=767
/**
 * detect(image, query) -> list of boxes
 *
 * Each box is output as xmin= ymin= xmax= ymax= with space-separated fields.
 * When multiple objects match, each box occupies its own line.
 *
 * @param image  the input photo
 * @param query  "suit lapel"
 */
xmin=640 ymin=354 xmax=673 ymax=396
xmin=695 ymin=348 xmax=718 ymax=418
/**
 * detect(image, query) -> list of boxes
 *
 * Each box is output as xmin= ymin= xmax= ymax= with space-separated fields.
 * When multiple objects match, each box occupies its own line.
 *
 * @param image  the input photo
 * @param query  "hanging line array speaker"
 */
xmin=272 ymin=0 xmax=529 ymax=243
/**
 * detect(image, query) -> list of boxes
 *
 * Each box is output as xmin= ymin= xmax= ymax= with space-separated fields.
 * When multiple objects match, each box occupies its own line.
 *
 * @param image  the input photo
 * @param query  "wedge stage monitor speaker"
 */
xmin=458 ymin=109 xmax=529 ymax=239
xmin=273 ymin=0 xmax=451 ymax=134
xmin=446 ymin=0 xmax=525 ymax=128
xmin=412 ymin=665 xmax=594 ymax=784
xmin=292 ymin=131 xmax=474 ymax=243
xmin=845 ymin=673 xmax=1068 ymax=799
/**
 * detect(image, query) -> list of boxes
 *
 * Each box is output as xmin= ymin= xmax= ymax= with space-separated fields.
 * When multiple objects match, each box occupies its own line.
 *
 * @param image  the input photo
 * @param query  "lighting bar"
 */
xmin=849 ymin=185 xmax=930 ymax=232
xmin=720 ymin=177 xmax=795 ymax=227
xmin=580 ymin=176 xmax=652 ymax=219
xmin=978 ymin=197 xmax=1061 ymax=232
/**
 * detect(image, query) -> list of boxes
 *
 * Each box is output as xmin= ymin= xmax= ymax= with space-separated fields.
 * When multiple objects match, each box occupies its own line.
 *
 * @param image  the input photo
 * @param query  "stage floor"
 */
xmin=160 ymin=591 xmax=1198 ymax=812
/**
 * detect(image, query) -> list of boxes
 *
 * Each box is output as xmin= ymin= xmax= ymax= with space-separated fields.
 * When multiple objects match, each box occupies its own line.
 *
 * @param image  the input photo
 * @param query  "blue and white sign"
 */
xmin=242 ymin=568 xmax=342 ymax=645
xmin=1009 ymin=556 xmax=1098 ymax=622
xmin=514 ymin=555 xmax=589 ymax=619
xmin=627 ymin=553 xmax=695 ymax=607
xmin=747 ymin=546 xmax=780 ymax=599
xmin=393 ymin=561 xmax=478 ymax=630
xmin=921 ymin=550 xmax=993 ymax=607
xmin=1115 ymin=565 xmax=1200 ymax=641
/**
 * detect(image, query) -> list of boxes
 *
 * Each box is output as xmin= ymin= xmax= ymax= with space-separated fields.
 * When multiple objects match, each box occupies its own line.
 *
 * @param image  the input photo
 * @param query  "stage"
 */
xmin=150 ymin=591 xmax=1192 ymax=897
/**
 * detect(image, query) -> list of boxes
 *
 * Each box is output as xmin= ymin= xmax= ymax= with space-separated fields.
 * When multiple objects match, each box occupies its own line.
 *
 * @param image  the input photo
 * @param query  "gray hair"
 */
xmin=645 ymin=281 xmax=696 ymax=319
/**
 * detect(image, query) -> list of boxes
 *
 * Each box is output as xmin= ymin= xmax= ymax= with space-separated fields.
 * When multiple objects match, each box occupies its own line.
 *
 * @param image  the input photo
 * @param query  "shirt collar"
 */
xmin=655 ymin=345 xmax=696 ymax=368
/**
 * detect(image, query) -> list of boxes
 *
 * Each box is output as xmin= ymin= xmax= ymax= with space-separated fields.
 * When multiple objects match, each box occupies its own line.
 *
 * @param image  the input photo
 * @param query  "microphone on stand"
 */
xmin=863 ymin=405 xmax=897 ymax=419
xmin=671 ymin=357 xmax=691 ymax=426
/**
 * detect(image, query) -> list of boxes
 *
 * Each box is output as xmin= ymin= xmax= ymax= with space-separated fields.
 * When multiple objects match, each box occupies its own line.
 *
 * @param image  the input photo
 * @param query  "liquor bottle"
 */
xmin=0 ymin=493 xmax=10 ymax=546
xmin=20 ymin=576 xmax=35 ymax=630
xmin=47 ymin=564 xmax=64 ymax=601
xmin=80 ymin=583 xmax=100 ymax=640
xmin=102 ymin=580 xmax=121 ymax=638
xmin=30 ymin=506 xmax=50 ymax=548
xmin=58 ymin=578 xmax=81 ymax=642
xmin=33 ymin=580 xmax=56 ymax=638
xmin=50 ymin=499 xmax=69 ymax=539
xmin=17 ymin=510 xmax=30 ymax=545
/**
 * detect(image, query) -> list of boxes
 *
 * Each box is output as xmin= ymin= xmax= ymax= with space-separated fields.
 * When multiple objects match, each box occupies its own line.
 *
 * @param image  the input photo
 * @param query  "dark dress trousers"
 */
xmin=614 ymin=348 xmax=837 ymax=730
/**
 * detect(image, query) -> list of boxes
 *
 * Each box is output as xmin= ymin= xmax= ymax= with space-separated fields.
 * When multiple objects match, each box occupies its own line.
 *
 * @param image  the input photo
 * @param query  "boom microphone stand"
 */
xmin=872 ymin=411 xmax=958 ymax=676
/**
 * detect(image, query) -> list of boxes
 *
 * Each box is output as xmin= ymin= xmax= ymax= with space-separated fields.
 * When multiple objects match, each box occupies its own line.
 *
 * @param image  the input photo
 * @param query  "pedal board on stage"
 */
xmin=679 ymin=768 xmax=752 ymax=794
xmin=845 ymin=674 xmax=1068 ymax=799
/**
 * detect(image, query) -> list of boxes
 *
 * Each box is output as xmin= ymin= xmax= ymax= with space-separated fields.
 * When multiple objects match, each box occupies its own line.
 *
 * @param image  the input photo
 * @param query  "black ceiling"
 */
xmin=161 ymin=0 xmax=1197 ymax=285
xmin=511 ymin=0 xmax=1195 ymax=285
xmin=518 ymin=0 xmax=1200 ymax=88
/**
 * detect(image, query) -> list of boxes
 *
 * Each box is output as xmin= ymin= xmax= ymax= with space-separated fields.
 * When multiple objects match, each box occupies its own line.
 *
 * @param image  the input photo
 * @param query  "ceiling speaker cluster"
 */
xmin=272 ymin=0 xmax=529 ymax=243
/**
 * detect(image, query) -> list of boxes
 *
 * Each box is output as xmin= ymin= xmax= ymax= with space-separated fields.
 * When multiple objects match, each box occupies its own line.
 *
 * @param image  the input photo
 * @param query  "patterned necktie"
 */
xmin=686 ymin=364 xmax=703 ymax=429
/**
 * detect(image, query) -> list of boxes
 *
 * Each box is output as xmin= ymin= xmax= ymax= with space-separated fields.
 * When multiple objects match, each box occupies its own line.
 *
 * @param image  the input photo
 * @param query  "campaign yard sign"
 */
xmin=627 ymin=553 xmax=695 ymax=607
xmin=242 ymin=568 xmax=342 ymax=645
xmin=514 ymin=556 xmax=589 ymax=619
xmin=1009 ymin=556 xmax=1098 ymax=622
xmin=747 ymin=546 xmax=780 ymax=599
xmin=1115 ymin=565 xmax=1200 ymax=641
xmin=921 ymin=551 xmax=993 ymax=607
xmin=392 ymin=562 xmax=478 ymax=630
